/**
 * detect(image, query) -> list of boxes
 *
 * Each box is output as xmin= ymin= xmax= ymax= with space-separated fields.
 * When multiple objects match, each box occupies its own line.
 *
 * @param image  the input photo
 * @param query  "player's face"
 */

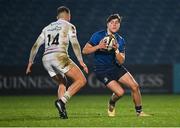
xmin=107 ymin=19 xmax=120 ymax=33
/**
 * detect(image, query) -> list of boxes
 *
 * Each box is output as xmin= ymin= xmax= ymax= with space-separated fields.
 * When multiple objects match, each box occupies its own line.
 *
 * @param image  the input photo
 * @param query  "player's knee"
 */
xmin=78 ymin=77 xmax=87 ymax=87
xmin=116 ymin=89 xmax=124 ymax=97
xmin=131 ymin=83 xmax=139 ymax=92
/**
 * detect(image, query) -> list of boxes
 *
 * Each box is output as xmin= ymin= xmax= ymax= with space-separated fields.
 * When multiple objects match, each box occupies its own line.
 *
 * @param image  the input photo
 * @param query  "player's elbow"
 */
xmin=117 ymin=57 xmax=125 ymax=65
xmin=82 ymin=47 xmax=88 ymax=55
xmin=82 ymin=43 xmax=93 ymax=55
xmin=117 ymin=53 xmax=125 ymax=65
xmin=118 ymin=60 xmax=124 ymax=65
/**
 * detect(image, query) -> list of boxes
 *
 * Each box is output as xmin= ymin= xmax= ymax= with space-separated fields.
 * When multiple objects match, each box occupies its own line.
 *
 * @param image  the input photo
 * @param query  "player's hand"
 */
xmin=113 ymin=41 xmax=118 ymax=51
xmin=97 ymin=39 xmax=107 ymax=50
xmin=26 ymin=62 xmax=33 ymax=74
xmin=79 ymin=60 xmax=88 ymax=74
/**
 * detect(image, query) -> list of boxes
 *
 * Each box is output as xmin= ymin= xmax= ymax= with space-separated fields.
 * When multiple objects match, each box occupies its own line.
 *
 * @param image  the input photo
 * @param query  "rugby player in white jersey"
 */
xmin=26 ymin=6 xmax=88 ymax=119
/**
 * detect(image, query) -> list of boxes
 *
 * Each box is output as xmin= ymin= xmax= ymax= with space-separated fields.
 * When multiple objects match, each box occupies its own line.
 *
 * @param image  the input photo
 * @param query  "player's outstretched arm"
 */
xmin=70 ymin=37 xmax=88 ymax=74
xmin=69 ymin=25 xmax=88 ymax=73
xmin=26 ymin=34 xmax=44 ymax=74
xmin=82 ymin=40 xmax=107 ymax=54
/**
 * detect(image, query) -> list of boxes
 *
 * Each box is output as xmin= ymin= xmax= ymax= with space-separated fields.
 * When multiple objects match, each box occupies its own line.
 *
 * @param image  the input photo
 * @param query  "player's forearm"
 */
xmin=71 ymin=38 xmax=83 ymax=61
xmin=29 ymin=44 xmax=40 ymax=63
xmin=28 ymin=36 xmax=43 ymax=63
xmin=73 ymin=44 xmax=83 ymax=61
xmin=115 ymin=51 xmax=125 ymax=65
xmin=82 ymin=44 xmax=99 ymax=54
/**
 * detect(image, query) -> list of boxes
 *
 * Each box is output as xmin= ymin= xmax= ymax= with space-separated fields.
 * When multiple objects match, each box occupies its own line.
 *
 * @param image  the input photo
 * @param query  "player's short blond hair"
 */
xmin=57 ymin=6 xmax=70 ymax=16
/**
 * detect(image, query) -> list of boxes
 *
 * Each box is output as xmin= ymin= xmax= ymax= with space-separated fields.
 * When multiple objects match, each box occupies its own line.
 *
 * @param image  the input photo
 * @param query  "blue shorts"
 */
xmin=94 ymin=65 xmax=128 ymax=85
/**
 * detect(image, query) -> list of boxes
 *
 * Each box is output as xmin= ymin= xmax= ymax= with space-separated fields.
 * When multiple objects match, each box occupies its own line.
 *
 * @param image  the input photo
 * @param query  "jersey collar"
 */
xmin=105 ymin=29 xmax=118 ymax=37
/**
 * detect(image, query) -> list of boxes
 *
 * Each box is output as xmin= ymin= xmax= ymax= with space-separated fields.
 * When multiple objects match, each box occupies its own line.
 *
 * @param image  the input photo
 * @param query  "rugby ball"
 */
xmin=103 ymin=35 xmax=116 ymax=51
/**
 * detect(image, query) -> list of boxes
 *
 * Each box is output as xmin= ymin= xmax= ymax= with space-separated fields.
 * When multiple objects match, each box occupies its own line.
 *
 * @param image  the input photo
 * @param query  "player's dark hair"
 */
xmin=106 ymin=14 xmax=122 ymax=23
xmin=57 ymin=6 xmax=70 ymax=16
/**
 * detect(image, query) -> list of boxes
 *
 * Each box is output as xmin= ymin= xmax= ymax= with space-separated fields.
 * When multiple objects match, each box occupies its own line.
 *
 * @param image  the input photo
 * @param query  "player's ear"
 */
xmin=106 ymin=22 xmax=109 ymax=28
xmin=56 ymin=14 xmax=60 ymax=20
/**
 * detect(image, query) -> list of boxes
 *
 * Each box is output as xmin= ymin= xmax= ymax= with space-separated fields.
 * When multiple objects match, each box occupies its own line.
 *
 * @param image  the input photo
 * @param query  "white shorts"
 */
xmin=42 ymin=53 xmax=76 ymax=77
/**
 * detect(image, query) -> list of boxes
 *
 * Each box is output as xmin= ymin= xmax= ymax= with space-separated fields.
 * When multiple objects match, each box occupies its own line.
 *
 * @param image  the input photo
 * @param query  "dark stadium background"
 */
xmin=0 ymin=0 xmax=180 ymax=95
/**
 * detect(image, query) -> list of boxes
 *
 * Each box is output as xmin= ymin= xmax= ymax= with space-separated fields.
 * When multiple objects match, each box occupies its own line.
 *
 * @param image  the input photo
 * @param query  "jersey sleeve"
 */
xmin=68 ymin=25 xmax=77 ymax=38
xmin=88 ymin=32 xmax=101 ymax=46
xmin=28 ymin=30 xmax=45 ymax=63
xmin=68 ymin=25 xmax=83 ymax=61
xmin=118 ymin=37 xmax=126 ymax=53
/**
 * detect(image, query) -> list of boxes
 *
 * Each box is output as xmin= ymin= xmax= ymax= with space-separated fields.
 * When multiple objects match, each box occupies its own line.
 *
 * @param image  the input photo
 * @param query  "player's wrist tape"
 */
xmin=115 ymin=49 xmax=120 ymax=54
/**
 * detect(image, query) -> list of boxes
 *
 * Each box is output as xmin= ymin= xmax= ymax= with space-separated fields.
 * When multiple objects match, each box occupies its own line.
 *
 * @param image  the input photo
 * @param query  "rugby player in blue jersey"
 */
xmin=83 ymin=14 xmax=150 ymax=117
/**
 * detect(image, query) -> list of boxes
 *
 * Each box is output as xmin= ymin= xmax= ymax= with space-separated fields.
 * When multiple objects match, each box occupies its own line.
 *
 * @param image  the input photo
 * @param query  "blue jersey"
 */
xmin=88 ymin=30 xmax=126 ymax=72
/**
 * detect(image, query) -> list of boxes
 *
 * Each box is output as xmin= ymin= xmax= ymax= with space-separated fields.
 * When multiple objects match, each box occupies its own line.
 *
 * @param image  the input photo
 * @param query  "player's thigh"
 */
xmin=65 ymin=64 xmax=86 ymax=83
xmin=118 ymin=72 xmax=139 ymax=90
xmin=107 ymin=80 xmax=124 ymax=97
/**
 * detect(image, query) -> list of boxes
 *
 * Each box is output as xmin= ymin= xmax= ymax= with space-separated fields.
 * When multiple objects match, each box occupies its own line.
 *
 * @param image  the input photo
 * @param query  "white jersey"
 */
xmin=42 ymin=19 xmax=76 ymax=55
xmin=29 ymin=19 xmax=82 ymax=63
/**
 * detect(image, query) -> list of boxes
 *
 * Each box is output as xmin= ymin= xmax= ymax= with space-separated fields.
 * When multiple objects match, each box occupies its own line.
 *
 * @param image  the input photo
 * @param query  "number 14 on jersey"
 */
xmin=47 ymin=33 xmax=59 ymax=46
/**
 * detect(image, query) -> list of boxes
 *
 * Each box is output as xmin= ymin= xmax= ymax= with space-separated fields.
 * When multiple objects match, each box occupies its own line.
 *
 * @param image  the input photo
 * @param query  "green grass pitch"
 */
xmin=0 ymin=94 xmax=180 ymax=127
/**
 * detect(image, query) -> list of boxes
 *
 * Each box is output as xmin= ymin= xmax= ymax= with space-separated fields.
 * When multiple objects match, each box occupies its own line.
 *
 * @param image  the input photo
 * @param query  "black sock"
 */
xmin=135 ymin=106 xmax=142 ymax=113
xmin=109 ymin=93 xmax=121 ymax=106
xmin=109 ymin=99 xmax=116 ymax=106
